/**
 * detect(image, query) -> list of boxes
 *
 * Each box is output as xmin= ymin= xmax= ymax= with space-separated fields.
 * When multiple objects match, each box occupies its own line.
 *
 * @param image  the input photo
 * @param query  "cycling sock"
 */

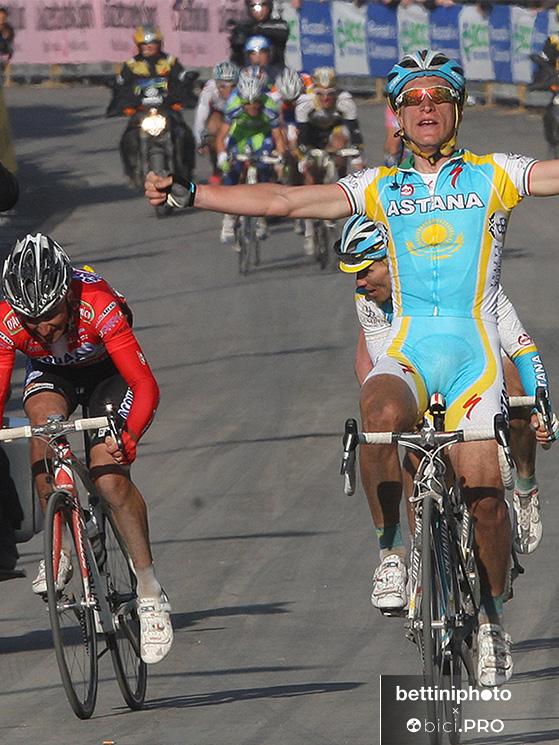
xmin=515 ymin=473 xmax=537 ymax=492
xmin=134 ymin=564 xmax=163 ymax=600
xmin=377 ymin=524 xmax=405 ymax=561
xmin=479 ymin=592 xmax=506 ymax=624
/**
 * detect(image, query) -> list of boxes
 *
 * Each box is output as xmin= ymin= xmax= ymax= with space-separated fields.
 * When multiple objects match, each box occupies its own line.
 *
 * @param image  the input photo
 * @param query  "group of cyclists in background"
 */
xmin=0 ymin=0 xmax=557 ymax=710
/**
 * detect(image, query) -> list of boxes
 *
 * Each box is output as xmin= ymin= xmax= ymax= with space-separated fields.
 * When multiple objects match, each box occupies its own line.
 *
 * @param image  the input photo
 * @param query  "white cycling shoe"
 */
xmin=512 ymin=484 xmax=542 ymax=554
xmin=477 ymin=622 xmax=513 ymax=687
xmin=371 ymin=554 xmax=408 ymax=613
xmin=32 ymin=553 xmax=73 ymax=595
xmin=138 ymin=592 xmax=174 ymax=664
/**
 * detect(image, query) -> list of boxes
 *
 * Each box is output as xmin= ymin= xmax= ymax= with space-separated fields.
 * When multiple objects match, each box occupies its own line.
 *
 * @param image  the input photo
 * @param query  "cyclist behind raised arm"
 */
xmin=193 ymin=61 xmax=240 ymax=185
xmin=229 ymin=0 xmax=289 ymax=71
xmin=216 ymin=69 xmax=286 ymax=245
xmin=335 ymin=216 xmax=553 ymax=555
xmin=0 ymin=234 xmax=172 ymax=665
xmin=295 ymin=67 xmax=365 ymax=254
xmin=243 ymin=35 xmax=283 ymax=86
xmin=146 ymin=48 xmax=559 ymax=687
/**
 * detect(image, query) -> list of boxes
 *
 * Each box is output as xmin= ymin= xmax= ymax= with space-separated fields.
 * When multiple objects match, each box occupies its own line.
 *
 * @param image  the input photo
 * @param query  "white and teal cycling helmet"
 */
xmin=334 ymin=216 xmax=388 ymax=273
xmin=214 ymin=61 xmax=240 ymax=83
xmin=386 ymin=50 xmax=466 ymax=111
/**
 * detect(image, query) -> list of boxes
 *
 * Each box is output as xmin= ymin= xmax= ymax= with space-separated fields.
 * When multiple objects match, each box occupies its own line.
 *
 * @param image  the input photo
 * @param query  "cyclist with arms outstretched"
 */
xmin=147 ymin=48 xmax=559 ymax=687
xmin=0 ymin=234 xmax=172 ymax=665
xmin=336 ymin=216 xmax=553 ymax=556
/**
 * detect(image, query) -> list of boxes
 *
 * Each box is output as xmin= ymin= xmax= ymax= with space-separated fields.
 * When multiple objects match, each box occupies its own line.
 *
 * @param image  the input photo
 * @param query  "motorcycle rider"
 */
xmin=107 ymin=24 xmax=196 ymax=190
xmin=229 ymin=0 xmax=289 ymax=70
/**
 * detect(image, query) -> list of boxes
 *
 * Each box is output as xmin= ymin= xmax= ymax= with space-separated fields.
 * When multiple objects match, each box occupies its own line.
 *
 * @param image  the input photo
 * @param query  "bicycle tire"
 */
xmin=45 ymin=490 xmax=98 ymax=720
xmin=237 ymin=216 xmax=256 ymax=275
xmin=104 ymin=511 xmax=147 ymax=709
xmin=421 ymin=492 xmax=447 ymax=745
xmin=313 ymin=220 xmax=329 ymax=269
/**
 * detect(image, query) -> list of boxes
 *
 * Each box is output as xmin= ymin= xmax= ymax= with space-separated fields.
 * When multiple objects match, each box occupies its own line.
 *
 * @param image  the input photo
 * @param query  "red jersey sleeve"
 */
xmin=0 ymin=305 xmax=17 ymax=423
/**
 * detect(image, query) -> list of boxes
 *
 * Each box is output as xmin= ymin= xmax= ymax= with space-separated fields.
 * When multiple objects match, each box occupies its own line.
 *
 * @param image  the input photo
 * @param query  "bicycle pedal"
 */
xmin=381 ymin=607 xmax=407 ymax=618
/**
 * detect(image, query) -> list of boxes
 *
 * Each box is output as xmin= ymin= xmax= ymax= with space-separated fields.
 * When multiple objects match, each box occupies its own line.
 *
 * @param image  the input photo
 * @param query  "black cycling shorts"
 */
xmin=23 ymin=357 xmax=132 ymax=448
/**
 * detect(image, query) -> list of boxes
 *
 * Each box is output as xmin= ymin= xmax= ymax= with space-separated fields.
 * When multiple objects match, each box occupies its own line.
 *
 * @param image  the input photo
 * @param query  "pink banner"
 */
xmin=3 ymin=0 xmax=249 ymax=66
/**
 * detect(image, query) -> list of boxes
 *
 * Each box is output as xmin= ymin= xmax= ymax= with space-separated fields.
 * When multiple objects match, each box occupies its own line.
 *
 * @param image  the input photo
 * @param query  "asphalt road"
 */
xmin=1 ymin=85 xmax=559 ymax=745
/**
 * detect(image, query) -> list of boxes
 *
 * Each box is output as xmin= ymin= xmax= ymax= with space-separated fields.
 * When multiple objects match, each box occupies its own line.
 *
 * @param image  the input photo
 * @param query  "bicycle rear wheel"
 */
xmin=104 ymin=511 xmax=147 ymax=709
xmin=45 ymin=490 xmax=98 ymax=719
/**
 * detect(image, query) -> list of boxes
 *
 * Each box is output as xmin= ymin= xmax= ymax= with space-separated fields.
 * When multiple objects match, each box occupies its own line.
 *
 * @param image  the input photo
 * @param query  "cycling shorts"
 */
xmin=23 ymin=358 xmax=131 ymax=448
xmin=364 ymin=315 xmax=506 ymax=431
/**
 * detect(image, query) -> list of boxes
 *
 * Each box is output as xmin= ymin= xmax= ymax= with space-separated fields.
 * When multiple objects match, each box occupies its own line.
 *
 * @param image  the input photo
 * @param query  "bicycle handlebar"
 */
xmin=0 ymin=416 xmax=109 ymax=442
xmin=231 ymin=153 xmax=283 ymax=165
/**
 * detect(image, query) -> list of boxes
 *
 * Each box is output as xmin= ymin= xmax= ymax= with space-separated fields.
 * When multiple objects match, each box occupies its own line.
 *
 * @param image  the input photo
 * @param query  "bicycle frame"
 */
xmin=0 ymin=413 xmax=146 ymax=718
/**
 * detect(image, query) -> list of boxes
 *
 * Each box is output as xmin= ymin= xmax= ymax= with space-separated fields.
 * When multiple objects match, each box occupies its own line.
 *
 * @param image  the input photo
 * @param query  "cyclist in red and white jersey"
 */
xmin=0 ymin=233 xmax=172 ymax=665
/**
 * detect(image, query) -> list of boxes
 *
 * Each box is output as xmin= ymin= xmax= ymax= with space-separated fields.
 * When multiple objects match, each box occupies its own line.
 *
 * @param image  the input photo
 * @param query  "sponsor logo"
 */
xmin=5 ymin=311 xmax=22 ymax=334
xmin=401 ymin=184 xmax=414 ymax=197
xmin=450 ymin=165 xmax=463 ymax=188
xmin=463 ymin=394 xmax=482 ymax=419
xmin=488 ymin=210 xmax=508 ymax=243
xmin=79 ymin=301 xmax=95 ymax=324
xmin=73 ymin=269 xmax=101 ymax=284
xmin=0 ymin=330 xmax=13 ymax=346
xmin=118 ymin=388 xmax=134 ymax=420
xmin=99 ymin=315 xmax=122 ymax=337
xmin=95 ymin=301 xmax=117 ymax=327
xmin=387 ymin=192 xmax=484 ymax=216
xmin=41 ymin=342 xmax=97 ymax=366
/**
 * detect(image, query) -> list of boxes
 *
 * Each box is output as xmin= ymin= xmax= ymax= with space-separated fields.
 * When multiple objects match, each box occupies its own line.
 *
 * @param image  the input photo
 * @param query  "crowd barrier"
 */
xmin=0 ymin=0 xmax=555 ymax=100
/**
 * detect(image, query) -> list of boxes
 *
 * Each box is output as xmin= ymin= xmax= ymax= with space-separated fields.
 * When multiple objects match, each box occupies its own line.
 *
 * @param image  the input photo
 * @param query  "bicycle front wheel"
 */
xmin=421 ymin=492 xmax=447 ymax=745
xmin=45 ymin=490 xmax=98 ymax=719
xmin=104 ymin=511 xmax=147 ymax=709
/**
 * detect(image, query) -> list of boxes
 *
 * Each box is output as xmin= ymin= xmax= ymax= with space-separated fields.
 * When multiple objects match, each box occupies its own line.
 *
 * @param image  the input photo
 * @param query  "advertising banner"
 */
xmin=459 ymin=4 xmax=495 ymax=82
xmin=332 ymin=0 xmax=368 ymax=76
xmin=299 ymin=1 xmax=335 ymax=73
xmin=1 ymin=0 xmax=556 ymax=85
xmin=366 ymin=2 xmax=398 ymax=80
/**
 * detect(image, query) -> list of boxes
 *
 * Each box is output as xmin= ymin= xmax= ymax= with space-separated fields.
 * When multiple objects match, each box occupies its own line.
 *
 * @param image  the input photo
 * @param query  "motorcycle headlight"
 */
xmin=141 ymin=110 xmax=167 ymax=137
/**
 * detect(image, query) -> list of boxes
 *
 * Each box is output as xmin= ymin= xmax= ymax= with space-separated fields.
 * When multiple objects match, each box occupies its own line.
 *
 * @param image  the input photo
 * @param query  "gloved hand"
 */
xmin=217 ymin=151 xmax=230 ymax=174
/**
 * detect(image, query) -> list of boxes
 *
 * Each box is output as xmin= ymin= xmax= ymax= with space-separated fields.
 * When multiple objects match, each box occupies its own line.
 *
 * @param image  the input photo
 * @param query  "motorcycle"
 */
xmin=529 ymin=53 xmax=559 ymax=158
xmin=107 ymin=71 xmax=198 ymax=217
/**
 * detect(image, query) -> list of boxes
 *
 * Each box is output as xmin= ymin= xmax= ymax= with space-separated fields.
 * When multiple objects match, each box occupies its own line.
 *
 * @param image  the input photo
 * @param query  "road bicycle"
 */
xmin=341 ymin=396 xmax=518 ymax=744
xmin=341 ymin=388 xmax=554 ymax=744
xmin=0 ymin=408 xmax=147 ymax=719
xmin=229 ymin=147 xmax=282 ymax=275
xmin=303 ymin=147 xmax=360 ymax=269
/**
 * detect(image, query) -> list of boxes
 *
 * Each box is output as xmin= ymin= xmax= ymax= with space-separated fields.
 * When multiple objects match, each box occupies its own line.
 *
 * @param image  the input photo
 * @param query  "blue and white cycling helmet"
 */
xmin=386 ymin=50 xmax=466 ymax=111
xmin=245 ymin=35 xmax=272 ymax=54
xmin=334 ymin=216 xmax=388 ymax=273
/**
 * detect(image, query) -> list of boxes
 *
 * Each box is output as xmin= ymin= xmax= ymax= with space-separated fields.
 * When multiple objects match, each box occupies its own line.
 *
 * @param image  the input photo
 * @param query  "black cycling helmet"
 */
xmin=2 ymin=233 xmax=73 ymax=317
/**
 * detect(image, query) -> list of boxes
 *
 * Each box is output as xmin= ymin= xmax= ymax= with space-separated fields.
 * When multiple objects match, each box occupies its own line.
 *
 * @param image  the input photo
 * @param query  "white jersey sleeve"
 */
xmin=295 ymin=93 xmax=314 ymax=124
xmin=337 ymin=168 xmax=380 ymax=215
xmin=336 ymin=90 xmax=358 ymax=121
xmin=356 ymin=293 xmax=391 ymax=365
xmin=193 ymin=79 xmax=222 ymax=148
xmin=492 ymin=153 xmax=538 ymax=198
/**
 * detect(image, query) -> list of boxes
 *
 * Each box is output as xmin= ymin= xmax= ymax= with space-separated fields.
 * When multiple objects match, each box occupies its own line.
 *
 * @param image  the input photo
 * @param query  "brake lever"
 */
xmin=104 ymin=403 xmax=124 ymax=451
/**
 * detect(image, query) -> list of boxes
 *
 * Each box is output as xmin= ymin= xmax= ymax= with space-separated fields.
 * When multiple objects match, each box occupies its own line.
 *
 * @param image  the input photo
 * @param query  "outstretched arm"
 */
xmin=529 ymin=159 xmax=559 ymax=196
xmin=145 ymin=172 xmax=353 ymax=220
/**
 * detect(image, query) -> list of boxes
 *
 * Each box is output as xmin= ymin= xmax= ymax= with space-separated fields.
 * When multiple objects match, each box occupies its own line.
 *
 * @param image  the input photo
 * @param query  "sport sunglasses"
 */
xmin=395 ymin=85 xmax=459 ymax=109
